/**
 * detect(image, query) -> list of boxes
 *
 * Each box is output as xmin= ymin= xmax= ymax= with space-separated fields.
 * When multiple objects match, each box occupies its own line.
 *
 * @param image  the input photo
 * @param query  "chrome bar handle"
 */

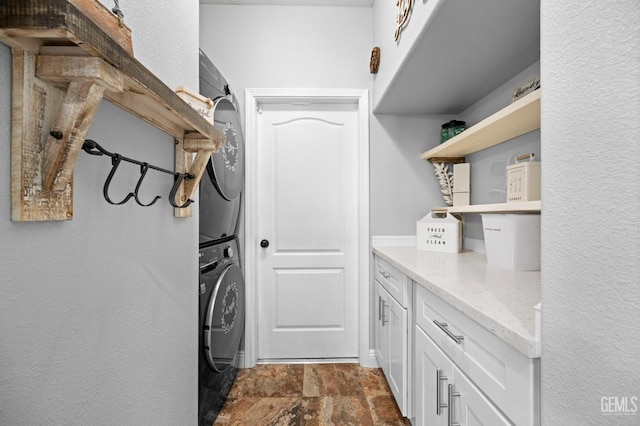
xmin=448 ymin=384 xmax=461 ymax=426
xmin=378 ymin=295 xmax=382 ymax=321
xmin=436 ymin=369 xmax=448 ymax=415
xmin=381 ymin=300 xmax=388 ymax=326
xmin=433 ymin=320 xmax=464 ymax=344
xmin=380 ymin=271 xmax=391 ymax=279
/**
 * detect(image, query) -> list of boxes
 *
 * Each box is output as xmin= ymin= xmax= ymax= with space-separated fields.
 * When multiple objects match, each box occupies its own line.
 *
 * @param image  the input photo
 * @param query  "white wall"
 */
xmin=370 ymin=114 xmax=446 ymax=235
xmin=0 ymin=1 xmax=200 ymax=424
xmin=370 ymin=0 xmax=443 ymax=109
xmin=200 ymin=4 xmax=372 ymax=108
xmin=368 ymin=0 xmax=452 ymax=236
xmin=541 ymin=0 xmax=640 ymax=423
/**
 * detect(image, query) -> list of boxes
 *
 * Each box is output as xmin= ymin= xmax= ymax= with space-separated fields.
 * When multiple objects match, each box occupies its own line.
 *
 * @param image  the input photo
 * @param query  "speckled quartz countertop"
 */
xmin=373 ymin=245 xmax=541 ymax=358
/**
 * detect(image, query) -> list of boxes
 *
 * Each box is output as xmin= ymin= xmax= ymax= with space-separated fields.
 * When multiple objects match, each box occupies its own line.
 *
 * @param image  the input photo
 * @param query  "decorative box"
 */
xmin=506 ymin=161 xmax=541 ymax=202
xmin=175 ymin=86 xmax=214 ymax=126
xmin=416 ymin=211 xmax=461 ymax=253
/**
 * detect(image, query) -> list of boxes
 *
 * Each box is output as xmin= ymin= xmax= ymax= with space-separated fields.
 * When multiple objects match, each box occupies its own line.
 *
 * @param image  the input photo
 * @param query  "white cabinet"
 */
xmin=414 ymin=283 xmax=540 ymax=425
xmin=373 ymin=282 xmax=389 ymax=375
xmin=414 ymin=326 xmax=511 ymax=426
xmin=372 ymin=249 xmax=540 ymax=425
xmin=414 ymin=325 xmax=451 ymax=426
xmin=453 ymin=365 xmax=513 ymax=426
xmin=373 ymin=256 xmax=410 ymax=416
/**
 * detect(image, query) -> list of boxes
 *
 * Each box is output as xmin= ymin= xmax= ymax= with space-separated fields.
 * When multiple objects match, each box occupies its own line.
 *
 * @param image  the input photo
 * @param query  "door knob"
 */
xmin=260 ymin=239 xmax=269 ymax=248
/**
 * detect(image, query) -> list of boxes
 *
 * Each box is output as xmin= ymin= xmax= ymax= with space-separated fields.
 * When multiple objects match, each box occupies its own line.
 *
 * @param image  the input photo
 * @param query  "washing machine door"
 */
xmin=204 ymin=263 xmax=245 ymax=372
xmin=209 ymin=97 xmax=244 ymax=201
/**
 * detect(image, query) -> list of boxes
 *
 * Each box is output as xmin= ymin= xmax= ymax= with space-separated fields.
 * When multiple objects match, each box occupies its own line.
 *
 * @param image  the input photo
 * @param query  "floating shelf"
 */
xmin=422 ymin=90 xmax=541 ymax=161
xmin=433 ymin=201 xmax=541 ymax=214
xmin=0 ymin=0 xmax=223 ymax=221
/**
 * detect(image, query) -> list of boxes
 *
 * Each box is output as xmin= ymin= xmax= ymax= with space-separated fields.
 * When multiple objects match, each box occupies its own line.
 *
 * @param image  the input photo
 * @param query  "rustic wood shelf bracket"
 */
xmin=2 ymin=0 xmax=222 ymax=221
xmin=11 ymin=50 xmax=122 ymax=221
xmin=10 ymin=49 xmax=217 ymax=221
xmin=174 ymin=134 xmax=216 ymax=218
xmin=10 ymin=49 xmax=110 ymax=221
xmin=427 ymin=157 xmax=465 ymax=164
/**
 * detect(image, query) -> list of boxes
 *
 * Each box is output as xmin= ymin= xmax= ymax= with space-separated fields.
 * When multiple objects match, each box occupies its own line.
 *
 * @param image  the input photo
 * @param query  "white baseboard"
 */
xmin=256 ymin=358 xmax=360 ymax=365
xmin=240 ymin=352 xmax=379 ymax=369
xmin=359 ymin=349 xmax=379 ymax=368
xmin=237 ymin=350 xmax=247 ymax=369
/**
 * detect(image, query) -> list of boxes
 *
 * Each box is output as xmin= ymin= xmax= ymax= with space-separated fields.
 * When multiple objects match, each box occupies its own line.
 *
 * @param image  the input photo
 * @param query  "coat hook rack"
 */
xmin=80 ymin=138 xmax=194 ymax=208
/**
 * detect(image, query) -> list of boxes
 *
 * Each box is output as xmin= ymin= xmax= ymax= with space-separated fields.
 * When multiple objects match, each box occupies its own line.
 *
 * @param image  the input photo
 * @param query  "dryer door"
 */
xmin=209 ymin=97 xmax=244 ymax=201
xmin=204 ymin=263 xmax=245 ymax=372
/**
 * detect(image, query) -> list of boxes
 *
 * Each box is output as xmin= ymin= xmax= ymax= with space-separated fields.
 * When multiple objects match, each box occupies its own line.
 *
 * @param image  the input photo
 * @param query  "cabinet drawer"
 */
xmin=415 ymin=284 xmax=540 ymax=426
xmin=374 ymin=256 xmax=408 ymax=307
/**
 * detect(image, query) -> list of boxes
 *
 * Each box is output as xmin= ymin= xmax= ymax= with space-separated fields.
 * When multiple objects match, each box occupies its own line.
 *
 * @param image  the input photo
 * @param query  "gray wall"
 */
xmin=462 ymin=62 xmax=541 ymax=241
xmin=0 ymin=1 xmax=200 ymax=424
xmin=541 ymin=1 xmax=640 ymax=423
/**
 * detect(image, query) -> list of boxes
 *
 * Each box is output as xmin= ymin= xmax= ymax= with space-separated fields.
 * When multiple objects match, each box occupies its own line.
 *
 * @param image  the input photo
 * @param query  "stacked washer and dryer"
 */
xmin=197 ymin=49 xmax=245 ymax=426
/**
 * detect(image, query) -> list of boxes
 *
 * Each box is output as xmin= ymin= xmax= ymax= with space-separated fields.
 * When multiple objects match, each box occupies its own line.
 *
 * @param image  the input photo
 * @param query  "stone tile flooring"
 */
xmin=213 ymin=363 xmax=410 ymax=426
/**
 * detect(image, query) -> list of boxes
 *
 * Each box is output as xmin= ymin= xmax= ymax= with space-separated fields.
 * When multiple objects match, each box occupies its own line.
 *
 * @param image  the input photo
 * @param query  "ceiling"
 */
xmin=199 ymin=0 xmax=374 ymax=6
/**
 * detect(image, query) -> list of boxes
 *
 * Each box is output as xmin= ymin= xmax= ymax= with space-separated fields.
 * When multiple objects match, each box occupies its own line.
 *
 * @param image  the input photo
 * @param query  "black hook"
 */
xmin=83 ymin=139 xmax=112 ymax=157
xmin=84 ymin=139 xmax=195 ymax=209
xmin=103 ymin=154 xmax=135 ymax=205
xmin=133 ymin=163 xmax=162 ymax=207
xmin=168 ymin=174 xmax=194 ymax=209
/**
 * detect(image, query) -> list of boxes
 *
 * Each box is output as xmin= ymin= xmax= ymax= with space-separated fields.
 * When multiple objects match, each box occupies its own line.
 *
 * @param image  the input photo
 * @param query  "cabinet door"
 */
xmin=414 ymin=325 xmax=452 ymax=426
xmin=451 ymin=365 xmax=512 ymax=426
xmin=386 ymin=290 xmax=407 ymax=415
xmin=374 ymin=281 xmax=387 ymax=371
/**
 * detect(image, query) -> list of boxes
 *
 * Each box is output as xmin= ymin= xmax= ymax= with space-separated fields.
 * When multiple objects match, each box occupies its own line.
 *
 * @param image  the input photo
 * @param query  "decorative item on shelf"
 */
xmin=81 ymin=139 xmax=194 ymax=208
xmin=370 ymin=46 xmax=381 ymax=74
xmin=394 ymin=0 xmax=414 ymax=42
xmin=512 ymin=77 xmax=540 ymax=103
xmin=416 ymin=211 xmax=462 ymax=253
xmin=176 ymin=86 xmax=214 ymax=126
xmin=506 ymin=153 xmax=541 ymax=202
xmin=453 ymin=163 xmax=471 ymax=206
xmin=432 ymin=162 xmax=454 ymax=206
xmin=440 ymin=120 xmax=466 ymax=143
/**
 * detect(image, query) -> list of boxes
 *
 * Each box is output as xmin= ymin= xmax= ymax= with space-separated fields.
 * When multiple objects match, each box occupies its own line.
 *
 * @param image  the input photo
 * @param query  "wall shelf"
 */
xmin=426 ymin=90 xmax=542 ymax=216
xmin=433 ymin=201 xmax=541 ymax=214
xmin=0 ymin=0 xmax=223 ymax=221
xmin=421 ymin=90 xmax=541 ymax=161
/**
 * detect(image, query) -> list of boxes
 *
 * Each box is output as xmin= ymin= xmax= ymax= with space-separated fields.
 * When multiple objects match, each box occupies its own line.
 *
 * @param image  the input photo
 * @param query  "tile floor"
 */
xmin=212 ymin=363 xmax=411 ymax=426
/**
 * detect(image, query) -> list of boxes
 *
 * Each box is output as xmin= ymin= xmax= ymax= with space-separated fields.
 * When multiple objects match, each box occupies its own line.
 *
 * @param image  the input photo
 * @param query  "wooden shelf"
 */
xmin=421 ymin=90 xmax=541 ymax=161
xmin=434 ymin=201 xmax=541 ymax=214
xmin=0 ymin=0 xmax=223 ymax=221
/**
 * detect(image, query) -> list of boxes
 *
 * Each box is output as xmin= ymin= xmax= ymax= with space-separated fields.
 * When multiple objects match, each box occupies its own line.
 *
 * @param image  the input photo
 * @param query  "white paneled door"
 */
xmin=256 ymin=102 xmax=359 ymax=360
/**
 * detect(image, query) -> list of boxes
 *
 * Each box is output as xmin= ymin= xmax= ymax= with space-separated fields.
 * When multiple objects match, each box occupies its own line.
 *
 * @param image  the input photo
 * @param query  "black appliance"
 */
xmin=198 ymin=49 xmax=245 ymax=245
xmin=198 ymin=237 xmax=245 ymax=425
xmin=197 ymin=49 xmax=246 ymax=425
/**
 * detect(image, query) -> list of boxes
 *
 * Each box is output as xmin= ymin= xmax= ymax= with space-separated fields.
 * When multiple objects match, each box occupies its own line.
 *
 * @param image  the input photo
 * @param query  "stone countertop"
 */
xmin=372 ymin=245 xmax=541 ymax=358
